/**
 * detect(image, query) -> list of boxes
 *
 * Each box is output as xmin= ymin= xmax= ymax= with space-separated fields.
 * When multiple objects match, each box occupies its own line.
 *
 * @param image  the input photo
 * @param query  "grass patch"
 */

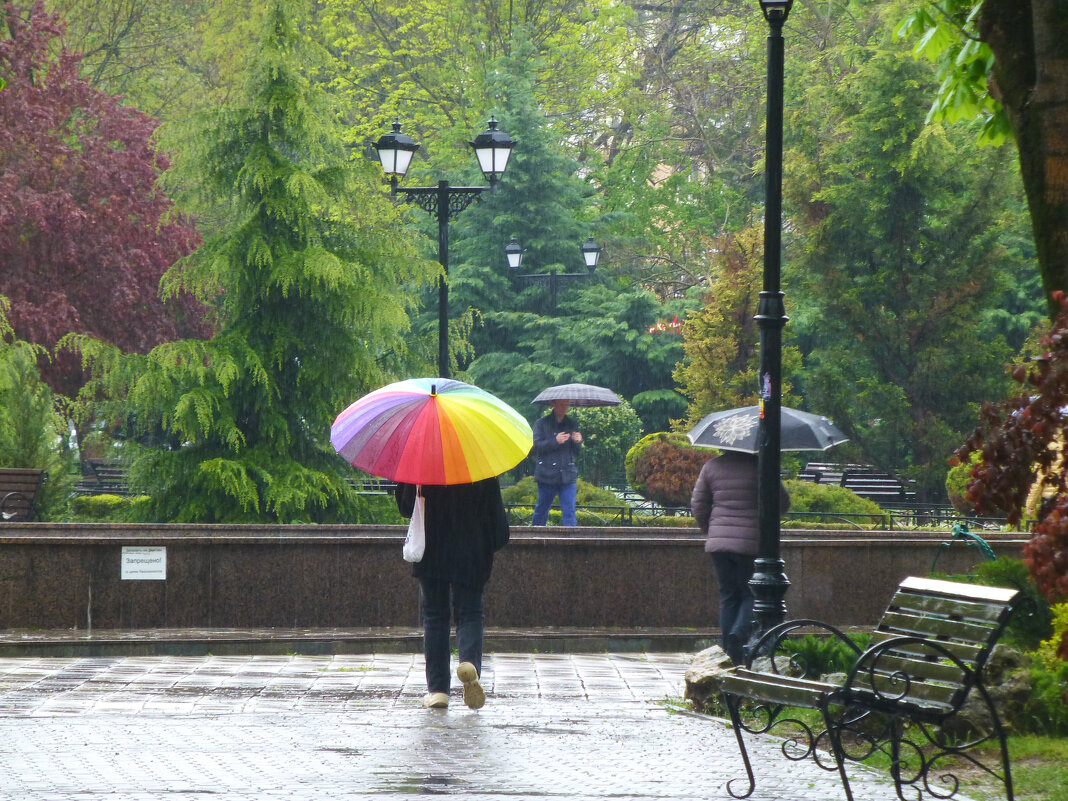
xmin=984 ymin=737 xmax=1068 ymax=801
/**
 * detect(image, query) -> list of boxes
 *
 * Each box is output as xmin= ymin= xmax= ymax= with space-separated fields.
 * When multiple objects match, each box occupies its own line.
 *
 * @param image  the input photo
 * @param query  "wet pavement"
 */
xmin=0 ymin=652 xmax=903 ymax=800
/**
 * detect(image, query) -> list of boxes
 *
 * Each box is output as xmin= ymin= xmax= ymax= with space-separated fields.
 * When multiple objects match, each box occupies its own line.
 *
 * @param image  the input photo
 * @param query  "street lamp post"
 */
xmin=373 ymin=118 xmax=515 ymax=378
xmin=750 ymin=0 xmax=793 ymax=644
xmin=504 ymin=236 xmax=601 ymax=313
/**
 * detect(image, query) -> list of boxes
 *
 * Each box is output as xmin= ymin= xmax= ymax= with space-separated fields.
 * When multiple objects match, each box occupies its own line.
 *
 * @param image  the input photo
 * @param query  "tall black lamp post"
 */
xmin=750 ymin=0 xmax=793 ymax=643
xmin=504 ymin=236 xmax=601 ymax=313
xmin=373 ymin=118 xmax=515 ymax=378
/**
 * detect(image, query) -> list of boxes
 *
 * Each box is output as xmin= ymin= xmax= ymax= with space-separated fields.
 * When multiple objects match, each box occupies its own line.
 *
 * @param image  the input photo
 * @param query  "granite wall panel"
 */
xmin=0 ymin=524 xmax=1026 ymax=630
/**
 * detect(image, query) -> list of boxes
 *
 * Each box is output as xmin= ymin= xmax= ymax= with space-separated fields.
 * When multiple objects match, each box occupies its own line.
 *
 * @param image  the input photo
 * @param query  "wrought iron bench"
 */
xmin=0 ymin=467 xmax=47 ymax=521
xmin=719 ymin=576 xmax=1021 ymax=801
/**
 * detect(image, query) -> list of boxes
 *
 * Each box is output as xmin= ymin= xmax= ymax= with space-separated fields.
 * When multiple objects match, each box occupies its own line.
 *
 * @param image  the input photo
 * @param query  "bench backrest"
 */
xmin=858 ymin=576 xmax=1019 ymax=714
xmin=0 ymin=468 xmax=47 ymax=521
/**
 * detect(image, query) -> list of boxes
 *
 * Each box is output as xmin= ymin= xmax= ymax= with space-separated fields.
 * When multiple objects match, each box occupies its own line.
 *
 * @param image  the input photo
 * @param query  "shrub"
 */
xmin=1009 ymin=600 xmax=1067 ymax=735
xmin=69 ymin=493 xmax=136 ymax=521
xmin=1036 ymin=602 xmax=1068 ymax=670
xmin=505 ymin=505 xmax=614 ymax=526
xmin=633 ymin=513 xmax=695 ymax=528
xmin=1018 ymin=659 xmax=1068 ymax=735
xmin=501 ymin=476 xmax=621 ymax=508
xmin=945 ymin=451 xmax=979 ymax=514
xmin=625 ymin=432 xmax=712 ymax=507
xmin=779 ymin=633 xmax=871 ymax=679
xmin=781 ymin=480 xmax=884 ymax=527
xmin=501 ymin=478 xmax=626 ymax=526
xmin=361 ymin=494 xmax=406 ymax=524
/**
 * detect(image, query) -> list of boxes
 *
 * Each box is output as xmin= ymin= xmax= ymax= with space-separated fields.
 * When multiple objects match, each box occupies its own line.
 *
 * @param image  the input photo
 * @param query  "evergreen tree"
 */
xmin=0 ymin=296 xmax=74 ymax=518
xmin=786 ymin=36 xmax=1020 ymax=498
xmin=449 ymin=35 xmax=596 ymax=354
xmin=71 ymin=0 xmax=428 ymax=522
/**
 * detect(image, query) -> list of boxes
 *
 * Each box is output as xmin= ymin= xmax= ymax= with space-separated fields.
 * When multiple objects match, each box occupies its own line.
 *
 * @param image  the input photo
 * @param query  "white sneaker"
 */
xmin=456 ymin=662 xmax=485 ymax=710
xmin=421 ymin=692 xmax=449 ymax=709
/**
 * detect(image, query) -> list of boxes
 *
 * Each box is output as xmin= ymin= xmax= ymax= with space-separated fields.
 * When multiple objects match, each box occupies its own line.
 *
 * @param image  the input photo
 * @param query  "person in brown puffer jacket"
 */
xmin=690 ymin=451 xmax=790 ymax=664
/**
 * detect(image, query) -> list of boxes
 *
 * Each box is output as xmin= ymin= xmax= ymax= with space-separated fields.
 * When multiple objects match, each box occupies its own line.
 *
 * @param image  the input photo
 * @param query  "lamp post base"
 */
xmin=746 ymin=558 xmax=790 ymax=658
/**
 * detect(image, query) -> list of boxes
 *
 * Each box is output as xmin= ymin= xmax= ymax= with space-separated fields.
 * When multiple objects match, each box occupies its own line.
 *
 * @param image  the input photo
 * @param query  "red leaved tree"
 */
xmin=955 ymin=291 xmax=1068 ymax=617
xmin=0 ymin=2 xmax=208 ymax=401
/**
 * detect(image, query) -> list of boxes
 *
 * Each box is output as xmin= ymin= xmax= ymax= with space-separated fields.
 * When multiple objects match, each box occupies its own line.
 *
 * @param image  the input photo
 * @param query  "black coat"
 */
xmin=532 ymin=412 xmax=581 ymax=485
xmin=395 ymin=478 xmax=510 ymax=589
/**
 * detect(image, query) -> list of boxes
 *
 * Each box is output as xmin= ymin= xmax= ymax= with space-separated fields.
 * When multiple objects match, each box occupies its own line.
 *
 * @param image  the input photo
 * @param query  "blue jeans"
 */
xmin=710 ymin=552 xmax=756 ymax=664
xmin=532 ymin=481 xmax=578 ymax=526
xmin=419 ymin=579 xmax=485 ymax=693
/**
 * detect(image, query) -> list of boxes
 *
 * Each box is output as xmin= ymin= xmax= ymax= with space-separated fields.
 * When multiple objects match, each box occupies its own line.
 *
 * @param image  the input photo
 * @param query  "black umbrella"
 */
xmin=531 ymin=383 xmax=622 ymax=407
xmin=687 ymin=405 xmax=848 ymax=453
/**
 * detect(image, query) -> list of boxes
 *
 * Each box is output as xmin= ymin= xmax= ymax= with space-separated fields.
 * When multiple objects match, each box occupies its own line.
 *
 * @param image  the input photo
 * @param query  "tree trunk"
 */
xmin=981 ymin=0 xmax=1068 ymax=318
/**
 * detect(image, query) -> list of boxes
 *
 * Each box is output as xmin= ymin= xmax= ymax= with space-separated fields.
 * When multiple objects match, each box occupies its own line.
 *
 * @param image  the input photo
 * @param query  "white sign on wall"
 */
xmin=121 ymin=546 xmax=167 ymax=580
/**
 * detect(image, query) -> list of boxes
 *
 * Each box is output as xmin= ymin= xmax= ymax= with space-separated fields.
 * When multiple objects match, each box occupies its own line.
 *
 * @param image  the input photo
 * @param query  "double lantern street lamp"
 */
xmin=372 ymin=118 xmax=516 ymax=379
xmin=750 ymin=0 xmax=793 ymax=651
xmin=504 ymin=237 xmax=602 ymax=314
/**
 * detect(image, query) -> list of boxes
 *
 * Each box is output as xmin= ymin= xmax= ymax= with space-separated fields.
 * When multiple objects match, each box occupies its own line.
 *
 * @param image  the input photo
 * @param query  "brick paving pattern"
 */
xmin=0 ymin=653 xmax=903 ymax=800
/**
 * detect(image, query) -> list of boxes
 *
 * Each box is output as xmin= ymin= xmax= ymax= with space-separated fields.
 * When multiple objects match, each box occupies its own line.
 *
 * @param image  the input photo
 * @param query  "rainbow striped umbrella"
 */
xmin=331 ymin=378 xmax=533 ymax=485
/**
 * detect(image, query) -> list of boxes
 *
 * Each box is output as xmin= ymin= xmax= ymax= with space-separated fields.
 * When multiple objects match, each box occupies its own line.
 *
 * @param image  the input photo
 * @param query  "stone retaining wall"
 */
xmin=0 ymin=523 xmax=1027 ymax=631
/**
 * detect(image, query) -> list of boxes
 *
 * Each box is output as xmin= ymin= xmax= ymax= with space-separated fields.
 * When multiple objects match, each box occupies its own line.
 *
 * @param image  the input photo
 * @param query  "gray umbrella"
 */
xmin=687 ymin=405 xmax=848 ymax=453
xmin=532 ymin=383 xmax=622 ymax=407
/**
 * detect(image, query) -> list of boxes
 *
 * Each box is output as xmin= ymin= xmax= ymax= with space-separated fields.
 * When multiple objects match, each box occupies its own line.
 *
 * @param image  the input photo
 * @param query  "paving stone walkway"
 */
xmin=0 ymin=653 xmax=901 ymax=800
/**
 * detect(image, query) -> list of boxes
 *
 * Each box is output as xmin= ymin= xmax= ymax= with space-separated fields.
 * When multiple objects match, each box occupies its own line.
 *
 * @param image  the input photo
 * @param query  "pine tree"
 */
xmin=71 ymin=0 xmax=427 ymax=522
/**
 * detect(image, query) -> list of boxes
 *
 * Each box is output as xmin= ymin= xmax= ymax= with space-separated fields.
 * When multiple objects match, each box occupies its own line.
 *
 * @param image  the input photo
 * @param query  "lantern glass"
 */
xmin=470 ymin=117 xmax=515 ymax=182
xmin=580 ymin=238 xmax=601 ymax=271
xmin=373 ymin=121 xmax=419 ymax=178
xmin=505 ymin=238 xmax=524 ymax=270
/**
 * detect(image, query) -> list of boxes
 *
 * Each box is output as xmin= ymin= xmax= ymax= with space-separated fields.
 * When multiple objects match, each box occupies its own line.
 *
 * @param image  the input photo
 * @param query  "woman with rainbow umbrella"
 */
xmin=331 ymin=378 xmax=532 ymax=710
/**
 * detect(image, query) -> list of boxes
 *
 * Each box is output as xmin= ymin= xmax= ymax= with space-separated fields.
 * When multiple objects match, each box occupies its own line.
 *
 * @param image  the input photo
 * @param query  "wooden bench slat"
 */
xmin=721 ymin=669 xmax=839 ymax=709
xmin=851 ymin=672 xmax=963 ymax=706
xmin=878 ymin=610 xmax=1001 ymax=643
xmin=897 ymin=576 xmax=1019 ymax=605
xmin=889 ymin=593 xmax=1014 ymax=626
xmin=867 ymin=631 xmax=985 ymax=664
xmin=861 ymin=653 xmax=967 ymax=685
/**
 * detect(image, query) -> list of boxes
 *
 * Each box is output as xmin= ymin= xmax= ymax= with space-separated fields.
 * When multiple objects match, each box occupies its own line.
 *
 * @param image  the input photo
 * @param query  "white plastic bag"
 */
xmin=402 ymin=486 xmax=425 ymax=562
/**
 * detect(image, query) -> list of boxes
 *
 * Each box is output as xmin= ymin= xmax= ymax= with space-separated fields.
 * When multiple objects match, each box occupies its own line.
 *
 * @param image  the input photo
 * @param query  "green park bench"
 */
xmin=719 ymin=576 xmax=1021 ymax=801
xmin=0 ymin=468 xmax=47 ymax=521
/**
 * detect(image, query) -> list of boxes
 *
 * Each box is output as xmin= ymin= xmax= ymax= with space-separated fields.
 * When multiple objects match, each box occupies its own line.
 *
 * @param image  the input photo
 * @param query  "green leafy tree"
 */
xmin=897 ymin=0 xmax=1068 ymax=318
xmin=571 ymin=401 xmax=644 ymax=487
xmin=786 ymin=30 xmax=1021 ymax=498
xmin=675 ymin=223 xmax=802 ymax=428
xmin=48 ymin=0 xmax=210 ymax=118
xmin=593 ymin=3 xmax=765 ymax=297
xmin=69 ymin=0 xmax=427 ymax=523
xmin=321 ymin=0 xmax=624 ymax=156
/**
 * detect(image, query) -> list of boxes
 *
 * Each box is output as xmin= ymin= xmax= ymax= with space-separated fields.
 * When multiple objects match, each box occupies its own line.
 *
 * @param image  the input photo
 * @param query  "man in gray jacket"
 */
xmin=691 ymin=451 xmax=790 ymax=664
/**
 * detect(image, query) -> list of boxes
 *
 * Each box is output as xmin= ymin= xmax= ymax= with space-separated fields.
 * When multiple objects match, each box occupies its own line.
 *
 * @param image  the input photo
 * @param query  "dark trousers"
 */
xmin=419 ymin=578 xmax=485 ymax=693
xmin=710 ymin=551 xmax=756 ymax=664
